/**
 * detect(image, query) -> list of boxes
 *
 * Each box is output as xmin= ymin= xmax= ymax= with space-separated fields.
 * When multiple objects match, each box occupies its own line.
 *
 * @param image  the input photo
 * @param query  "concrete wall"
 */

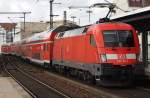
xmin=20 ymin=22 xmax=49 ymax=39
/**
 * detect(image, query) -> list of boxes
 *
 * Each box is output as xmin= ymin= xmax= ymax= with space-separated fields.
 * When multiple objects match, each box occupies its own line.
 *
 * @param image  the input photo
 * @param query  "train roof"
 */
xmin=1 ymin=43 xmax=11 ymax=47
xmin=26 ymin=24 xmax=80 ymax=43
xmin=31 ymin=30 xmax=53 ymax=42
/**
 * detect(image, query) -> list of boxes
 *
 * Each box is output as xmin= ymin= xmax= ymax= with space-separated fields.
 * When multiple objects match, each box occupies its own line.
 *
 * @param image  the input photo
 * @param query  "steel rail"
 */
xmin=3 ymin=59 xmax=37 ymax=98
xmin=4 ymin=56 xmax=70 ymax=98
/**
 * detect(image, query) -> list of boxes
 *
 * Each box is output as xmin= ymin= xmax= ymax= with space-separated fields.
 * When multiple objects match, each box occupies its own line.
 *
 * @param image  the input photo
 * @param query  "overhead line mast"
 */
xmin=0 ymin=12 xmax=31 ymax=32
xmin=37 ymin=0 xmax=60 ymax=29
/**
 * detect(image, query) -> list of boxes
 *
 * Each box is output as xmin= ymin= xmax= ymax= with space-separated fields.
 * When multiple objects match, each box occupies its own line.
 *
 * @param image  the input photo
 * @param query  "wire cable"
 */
xmin=104 ymin=0 xmax=128 ymax=12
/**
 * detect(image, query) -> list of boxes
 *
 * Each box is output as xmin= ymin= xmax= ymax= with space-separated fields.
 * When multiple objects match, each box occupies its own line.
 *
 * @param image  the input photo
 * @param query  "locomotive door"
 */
xmin=60 ymin=45 xmax=64 ymax=63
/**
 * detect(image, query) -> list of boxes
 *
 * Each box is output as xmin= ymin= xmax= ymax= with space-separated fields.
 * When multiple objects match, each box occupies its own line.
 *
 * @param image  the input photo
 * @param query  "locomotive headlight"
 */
xmin=101 ymin=54 xmax=107 ymax=62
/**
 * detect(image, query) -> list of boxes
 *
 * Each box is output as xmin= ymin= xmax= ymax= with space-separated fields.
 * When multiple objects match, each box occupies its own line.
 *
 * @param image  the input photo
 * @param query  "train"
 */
xmin=1 ymin=21 xmax=142 ymax=86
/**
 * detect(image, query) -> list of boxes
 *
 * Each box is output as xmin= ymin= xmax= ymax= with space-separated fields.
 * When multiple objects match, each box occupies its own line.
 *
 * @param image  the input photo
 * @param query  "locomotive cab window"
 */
xmin=103 ymin=30 xmax=134 ymax=47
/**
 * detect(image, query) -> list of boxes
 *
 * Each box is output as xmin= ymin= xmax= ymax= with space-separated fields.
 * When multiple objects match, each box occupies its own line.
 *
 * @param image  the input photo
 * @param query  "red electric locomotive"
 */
xmin=52 ymin=22 xmax=140 ymax=86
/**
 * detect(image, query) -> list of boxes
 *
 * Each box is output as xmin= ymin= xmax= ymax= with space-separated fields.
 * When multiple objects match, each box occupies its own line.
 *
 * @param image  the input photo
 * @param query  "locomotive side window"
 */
xmin=103 ymin=30 xmax=134 ymax=47
xmin=90 ymin=35 xmax=96 ymax=46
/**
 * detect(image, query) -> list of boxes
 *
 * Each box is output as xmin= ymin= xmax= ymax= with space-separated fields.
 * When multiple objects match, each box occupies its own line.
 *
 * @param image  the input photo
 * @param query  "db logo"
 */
xmin=118 ymin=54 xmax=126 ymax=60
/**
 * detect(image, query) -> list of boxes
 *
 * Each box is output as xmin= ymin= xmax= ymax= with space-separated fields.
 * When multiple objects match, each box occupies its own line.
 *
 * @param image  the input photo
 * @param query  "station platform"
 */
xmin=0 ymin=77 xmax=32 ymax=98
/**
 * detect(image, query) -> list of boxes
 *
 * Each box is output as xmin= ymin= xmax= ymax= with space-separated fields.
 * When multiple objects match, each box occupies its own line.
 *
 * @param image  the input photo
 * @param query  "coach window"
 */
xmin=47 ymin=44 xmax=49 ymax=50
xmin=90 ymin=35 xmax=96 ymax=46
xmin=44 ymin=44 xmax=47 ymax=51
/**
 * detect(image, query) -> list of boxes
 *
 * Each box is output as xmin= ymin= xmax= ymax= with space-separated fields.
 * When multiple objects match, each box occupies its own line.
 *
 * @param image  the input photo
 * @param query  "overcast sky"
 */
xmin=0 ymin=0 xmax=113 ymax=25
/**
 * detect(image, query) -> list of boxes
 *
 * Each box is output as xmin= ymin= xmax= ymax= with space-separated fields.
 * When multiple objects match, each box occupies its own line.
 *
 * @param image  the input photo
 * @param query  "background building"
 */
xmin=19 ymin=20 xmax=75 ymax=39
xmin=19 ymin=21 xmax=49 ymax=39
xmin=113 ymin=0 xmax=150 ymax=14
xmin=0 ymin=23 xmax=16 ymax=43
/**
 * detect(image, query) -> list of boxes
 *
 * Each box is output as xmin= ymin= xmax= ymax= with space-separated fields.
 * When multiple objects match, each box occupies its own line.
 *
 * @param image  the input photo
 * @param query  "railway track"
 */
xmin=3 ymin=55 xmax=150 ymax=98
xmin=1 ymin=55 xmax=70 ymax=98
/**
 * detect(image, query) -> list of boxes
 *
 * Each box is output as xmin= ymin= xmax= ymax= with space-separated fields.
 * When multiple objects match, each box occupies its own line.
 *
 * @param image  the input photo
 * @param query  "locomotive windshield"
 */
xmin=103 ymin=30 xmax=134 ymax=47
